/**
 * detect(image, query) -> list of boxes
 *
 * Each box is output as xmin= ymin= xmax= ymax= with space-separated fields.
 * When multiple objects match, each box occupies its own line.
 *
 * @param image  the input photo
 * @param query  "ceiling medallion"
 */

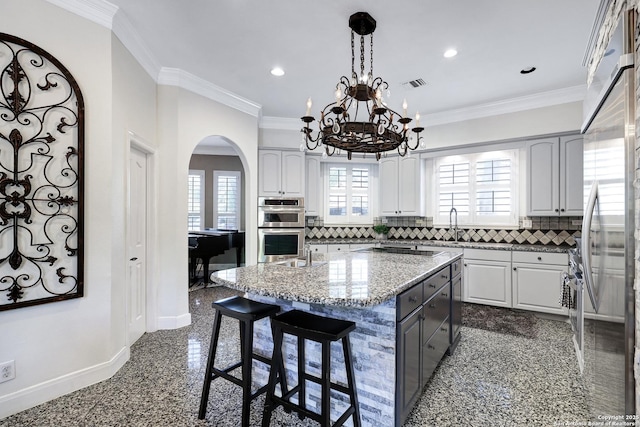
xmin=300 ymin=12 xmax=424 ymax=161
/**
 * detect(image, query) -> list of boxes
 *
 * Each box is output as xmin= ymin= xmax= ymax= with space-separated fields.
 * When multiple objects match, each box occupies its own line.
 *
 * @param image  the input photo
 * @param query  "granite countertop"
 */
xmin=309 ymin=238 xmax=572 ymax=253
xmin=211 ymin=251 xmax=462 ymax=308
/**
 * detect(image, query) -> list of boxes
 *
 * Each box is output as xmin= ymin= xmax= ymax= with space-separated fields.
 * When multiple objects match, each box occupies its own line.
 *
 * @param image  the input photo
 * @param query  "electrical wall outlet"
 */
xmin=0 ymin=360 xmax=15 ymax=383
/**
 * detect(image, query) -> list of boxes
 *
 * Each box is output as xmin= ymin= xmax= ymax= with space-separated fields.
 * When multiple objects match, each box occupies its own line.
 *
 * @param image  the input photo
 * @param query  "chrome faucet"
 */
xmin=449 ymin=207 xmax=460 ymax=242
xmin=304 ymin=243 xmax=312 ymax=266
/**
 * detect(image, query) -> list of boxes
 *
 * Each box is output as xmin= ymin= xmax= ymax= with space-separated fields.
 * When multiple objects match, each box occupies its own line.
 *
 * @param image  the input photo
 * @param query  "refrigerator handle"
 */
xmin=581 ymin=181 xmax=599 ymax=312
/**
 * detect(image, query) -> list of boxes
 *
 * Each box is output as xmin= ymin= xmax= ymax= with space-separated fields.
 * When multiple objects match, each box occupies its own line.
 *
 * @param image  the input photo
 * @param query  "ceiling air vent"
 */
xmin=402 ymin=78 xmax=427 ymax=89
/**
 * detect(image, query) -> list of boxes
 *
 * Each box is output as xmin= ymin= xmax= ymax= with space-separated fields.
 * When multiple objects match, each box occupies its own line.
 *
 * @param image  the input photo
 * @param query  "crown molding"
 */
xmin=158 ymin=68 xmax=262 ymax=118
xmin=423 ymin=85 xmax=586 ymax=127
xmin=111 ymin=11 xmax=162 ymax=80
xmin=45 ymin=0 xmax=118 ymax=29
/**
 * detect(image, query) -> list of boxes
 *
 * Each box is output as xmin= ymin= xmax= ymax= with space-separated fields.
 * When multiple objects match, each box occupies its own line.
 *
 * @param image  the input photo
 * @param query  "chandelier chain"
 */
xmin=360 ymin=34 xmax=365 ymax=80
xmin=351 ymin=30 xmax=355 ymax=79
xmin=370 ymin=33 xmax=373 ymax=76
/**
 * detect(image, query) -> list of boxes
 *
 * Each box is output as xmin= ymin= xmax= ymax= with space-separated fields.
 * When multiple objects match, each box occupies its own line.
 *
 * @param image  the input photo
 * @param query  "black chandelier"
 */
xmin=301 ymin=12 xmax=424 ymax=161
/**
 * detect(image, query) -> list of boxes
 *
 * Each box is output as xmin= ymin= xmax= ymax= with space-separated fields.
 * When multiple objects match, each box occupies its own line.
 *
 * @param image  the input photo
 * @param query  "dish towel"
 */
xmin=560 ymin=273 xmax=574 ymax=309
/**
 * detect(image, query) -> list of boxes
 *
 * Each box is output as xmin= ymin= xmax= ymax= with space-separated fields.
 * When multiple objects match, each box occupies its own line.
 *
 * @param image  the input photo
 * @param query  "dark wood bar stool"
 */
xmin=199 ymin=295 xmax=282 ymax=426
xmin=261 ymin=309 xmax=361 ymax=427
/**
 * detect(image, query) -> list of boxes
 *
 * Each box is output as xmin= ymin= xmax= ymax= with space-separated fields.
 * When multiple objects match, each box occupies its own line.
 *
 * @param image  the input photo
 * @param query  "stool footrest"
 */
xmin=298 ymin=372 xmax=352 ymax=396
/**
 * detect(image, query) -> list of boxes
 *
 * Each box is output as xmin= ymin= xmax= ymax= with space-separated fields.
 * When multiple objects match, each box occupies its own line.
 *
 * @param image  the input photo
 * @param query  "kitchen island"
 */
xmin=211 ymin=249 xmax=462 ymax=426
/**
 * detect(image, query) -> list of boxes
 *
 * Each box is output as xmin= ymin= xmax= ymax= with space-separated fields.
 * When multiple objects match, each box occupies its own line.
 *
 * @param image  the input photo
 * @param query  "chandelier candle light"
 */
xmin=301 ymin=12 xmax=424 ymax=161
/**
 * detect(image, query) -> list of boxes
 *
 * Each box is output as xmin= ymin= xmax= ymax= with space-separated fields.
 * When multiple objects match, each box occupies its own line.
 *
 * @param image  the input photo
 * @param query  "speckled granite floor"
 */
xmin=0 ymin=287 xmax=588 ymax=427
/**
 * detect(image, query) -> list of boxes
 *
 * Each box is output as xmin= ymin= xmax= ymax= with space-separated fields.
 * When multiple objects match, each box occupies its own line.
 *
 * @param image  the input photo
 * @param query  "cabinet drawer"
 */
xmin=309 ymin=244 xmax=327 ymax=253
xmin=397 ymin=284 xmax=423 ymax=321
xmin=423 ymin=267 xmax=450 ymax=301
xmin=451 ymin=258 xmax=462 ymax=278
xmin=464 ymin=248 xmax=511 ymax=262
xmin=422 ymin=316 xmax=450 ymax=382
xmin=422 ymin=285 xmax=450 ymax=342
xmin=327 ymin=244 xmax=350 ymax=252
xmin=512 ymin=251 xmax=567 ymax=266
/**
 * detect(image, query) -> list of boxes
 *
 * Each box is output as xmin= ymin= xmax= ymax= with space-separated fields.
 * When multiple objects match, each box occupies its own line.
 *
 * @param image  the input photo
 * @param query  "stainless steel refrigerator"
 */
xmin=581 ymin=9 xmax=635 ymax=416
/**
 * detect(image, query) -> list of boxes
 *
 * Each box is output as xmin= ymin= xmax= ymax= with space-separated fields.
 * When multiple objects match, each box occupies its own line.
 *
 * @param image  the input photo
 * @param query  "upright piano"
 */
xmin=188 ymin=229 xmax=245 ymax=284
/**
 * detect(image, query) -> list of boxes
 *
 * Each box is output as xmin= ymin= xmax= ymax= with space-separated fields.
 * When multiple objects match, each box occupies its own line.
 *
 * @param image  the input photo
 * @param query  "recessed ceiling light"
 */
xmin=443 ymin=49 xmax=457 ymax=58
xmin=270 ymin=67 xmax=285 ymax=77
xmin=520 ymin=66 xmax=536 ymax=74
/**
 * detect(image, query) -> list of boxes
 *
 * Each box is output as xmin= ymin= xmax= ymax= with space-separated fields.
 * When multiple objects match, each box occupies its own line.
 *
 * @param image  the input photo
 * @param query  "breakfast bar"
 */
xmin=211 ymin=249 xmax=463 ymax=426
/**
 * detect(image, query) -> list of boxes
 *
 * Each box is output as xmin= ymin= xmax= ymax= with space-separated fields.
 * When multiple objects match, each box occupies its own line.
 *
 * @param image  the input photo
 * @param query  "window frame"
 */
xmin=323 ymin=163 xmax=376 ymax=225
xmin=213 ymin=170 xmax=241 ymax=230
xmin=433 ymin=150 xmax=519 ymax=227
xmin=188 ymin=169 xmax=205 ymax=231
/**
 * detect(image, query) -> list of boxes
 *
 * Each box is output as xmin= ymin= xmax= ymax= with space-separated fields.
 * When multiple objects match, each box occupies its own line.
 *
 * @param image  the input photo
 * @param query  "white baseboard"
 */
xmin=157 ymin=312 xmax=192 ymax=330
xmin=0 ymin=346 xmax=129 ymax=419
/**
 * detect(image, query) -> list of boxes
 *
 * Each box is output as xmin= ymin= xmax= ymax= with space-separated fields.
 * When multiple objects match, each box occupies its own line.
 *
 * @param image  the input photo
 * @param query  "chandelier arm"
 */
xmin=397 ymin=141 xmax=408 ymax=157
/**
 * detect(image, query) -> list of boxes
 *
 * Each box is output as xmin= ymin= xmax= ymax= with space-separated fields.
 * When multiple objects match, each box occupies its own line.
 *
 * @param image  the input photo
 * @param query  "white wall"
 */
xmin=154 ymin=86 xmax=259 ymax=327
xmin=261 ymin=101 xmax=583 ymax=153
xmin=422 ymin=101 xmax=582 ymax=149
xmin=0 ymin=0 xmax=125 ymax=417
xmin=110 ymin=34 xmax=158 ymax=340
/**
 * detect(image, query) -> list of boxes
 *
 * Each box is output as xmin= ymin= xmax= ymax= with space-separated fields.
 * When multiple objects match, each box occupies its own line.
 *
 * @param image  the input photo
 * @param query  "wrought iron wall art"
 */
xmin=0 ymin=33 xmax=84 ymax=311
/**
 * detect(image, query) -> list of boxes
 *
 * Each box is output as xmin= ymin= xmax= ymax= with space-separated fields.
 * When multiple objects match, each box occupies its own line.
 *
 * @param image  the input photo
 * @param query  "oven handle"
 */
xmin=581 ymin=181 xmax=599 ymax=312
xmin=259 ymin=206 xmax=305 ymax=212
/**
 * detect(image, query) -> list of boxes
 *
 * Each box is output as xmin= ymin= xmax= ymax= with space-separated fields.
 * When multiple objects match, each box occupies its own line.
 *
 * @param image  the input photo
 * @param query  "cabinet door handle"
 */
xmin=130 ymin=257 xmax=138 ymax=261
xmin=427 ymin=344 xmax=435 ymax=350
xmin=555 ymin=208 xmax=559 ymax=212
xmin=513 ymin=267 xmax=517 ymax=271
xmin=537 ymin=256 xmax=542 ymax=261
xmin=427 ymin=283 xmax=436 ymax=288
xmin=561 ymin=208 xmax=565 ymax=212
xmin=408 ymin=296 xmax=418 ymax=303
xmin=464 ymin=264 xmax=467 ymax=267
xmin=441 ymin=274 xmax=448 ymax=279
xmin=442 ymin=293 xmax=448 ymax=298
xmin=441 ymin=327 xmax=448 ymax=333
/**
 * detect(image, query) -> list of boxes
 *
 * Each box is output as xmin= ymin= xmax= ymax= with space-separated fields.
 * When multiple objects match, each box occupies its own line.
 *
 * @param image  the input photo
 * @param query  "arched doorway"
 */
xmin=187 ymin=135 xmax=247 ymax=286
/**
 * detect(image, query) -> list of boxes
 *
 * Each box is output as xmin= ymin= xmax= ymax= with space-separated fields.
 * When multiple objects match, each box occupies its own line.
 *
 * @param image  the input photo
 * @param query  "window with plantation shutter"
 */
xmin=214 ymin=171 xmax=241 ymax=230
xmin=188 ymin=170 xmax=205 ymax=230
xmin=434 ymin=150 xmax=518 ymax=226
xmin=325 ymin=163 xmax=374 ymax=224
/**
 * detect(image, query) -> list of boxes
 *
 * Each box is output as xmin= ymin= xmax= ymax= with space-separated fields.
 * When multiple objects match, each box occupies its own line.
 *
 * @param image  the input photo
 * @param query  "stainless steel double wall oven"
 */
xmin=257 ymin=197 xmax=305 ymax=263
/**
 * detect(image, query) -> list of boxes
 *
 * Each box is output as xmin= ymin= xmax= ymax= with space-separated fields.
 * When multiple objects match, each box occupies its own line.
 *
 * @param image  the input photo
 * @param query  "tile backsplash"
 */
xmin=305 ymin=216 xmax=582 ymax=246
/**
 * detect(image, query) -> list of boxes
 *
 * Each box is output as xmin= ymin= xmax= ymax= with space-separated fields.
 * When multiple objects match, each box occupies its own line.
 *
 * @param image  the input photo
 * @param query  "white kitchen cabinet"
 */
xmin=463 ymin=249 xmax=511 ymax=308
xmin=258 ymin=150 xmax=305 ymax=197
xmin=511 ymin=251 xmax=568 ymax=315
xmin=379 ymin=156 xmax=424 ymax=216
xmin=305 ymin=156 xmax=322 ymax=215
xmin=308 ymin=244 xmax=328 ymax=253
xmin=326 ymin=243 xmax=350 ymax=253
xmin=526 ymin=135 xmax=583 ymax=216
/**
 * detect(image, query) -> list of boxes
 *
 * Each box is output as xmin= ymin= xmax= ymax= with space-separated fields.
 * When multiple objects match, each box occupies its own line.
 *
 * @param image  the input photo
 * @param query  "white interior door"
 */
xmin=128 ymin=147 xmax=148 ymax=344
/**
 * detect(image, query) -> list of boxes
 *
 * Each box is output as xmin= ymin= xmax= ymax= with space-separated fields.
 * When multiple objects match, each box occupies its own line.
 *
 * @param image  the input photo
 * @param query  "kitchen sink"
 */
xmin=273 ymin=258 xmax=327 ymax=268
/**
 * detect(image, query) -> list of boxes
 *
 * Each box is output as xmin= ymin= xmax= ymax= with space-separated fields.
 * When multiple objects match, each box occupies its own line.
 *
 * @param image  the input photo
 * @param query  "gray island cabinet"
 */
xmin=211 ymin=250 xmax=462 ymax=427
